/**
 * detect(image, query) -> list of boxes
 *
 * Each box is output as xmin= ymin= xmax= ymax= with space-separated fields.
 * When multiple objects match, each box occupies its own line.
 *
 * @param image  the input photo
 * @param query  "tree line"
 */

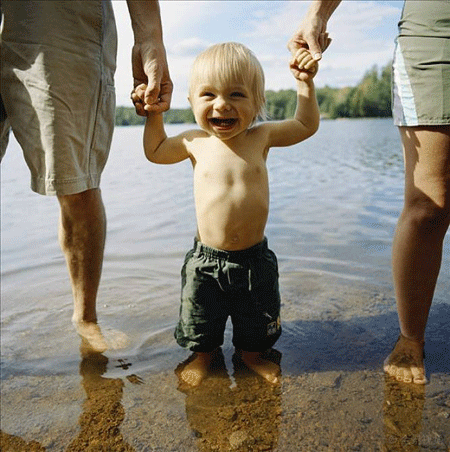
xmin=115 ymin=62 xmax=392 ymax=126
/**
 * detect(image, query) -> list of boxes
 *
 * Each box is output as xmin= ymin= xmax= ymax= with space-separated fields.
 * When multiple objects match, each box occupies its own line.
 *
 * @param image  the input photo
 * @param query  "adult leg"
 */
xmin=58 ymin=188 xmax=108 ymax=351
xmin=385 ymin=126 xmax=450 ymax=383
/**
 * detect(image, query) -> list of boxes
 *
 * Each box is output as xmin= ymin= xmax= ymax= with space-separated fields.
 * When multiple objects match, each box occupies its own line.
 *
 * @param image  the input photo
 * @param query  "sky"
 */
xmin=113 ymin=0 xmax=403 ymax=109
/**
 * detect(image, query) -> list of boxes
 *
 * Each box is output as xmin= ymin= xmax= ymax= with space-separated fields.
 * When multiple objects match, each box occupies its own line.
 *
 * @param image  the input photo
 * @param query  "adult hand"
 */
xmin=287 ymin=0 xmax=341 ymax=59
xmin=131 ymin=41 xmax=173 ymax=116
xmin=288 ymin=14 xmax=332 ymax=60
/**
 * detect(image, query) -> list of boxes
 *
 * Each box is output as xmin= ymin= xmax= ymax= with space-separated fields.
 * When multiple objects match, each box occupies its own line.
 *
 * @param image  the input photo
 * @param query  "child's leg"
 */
xmin=238 ymin=350 xmax=281 ymax=385
xmin=176 ymin=350 xmax=218 ymax=387
xmin=175 ymin=243 xmax=228 ymax=387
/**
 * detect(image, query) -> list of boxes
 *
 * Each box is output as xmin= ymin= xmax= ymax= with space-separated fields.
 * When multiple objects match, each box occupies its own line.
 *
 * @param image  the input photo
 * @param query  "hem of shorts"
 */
xmin=185 ymin=344 xmax=223 ymax=353
xmin=394 ymin=119 xmax=450 ymax=127
xmin=31 ymin=174 xmax=102 ymax=196
xmin=233 ymin=339 xmax=281 ymax=353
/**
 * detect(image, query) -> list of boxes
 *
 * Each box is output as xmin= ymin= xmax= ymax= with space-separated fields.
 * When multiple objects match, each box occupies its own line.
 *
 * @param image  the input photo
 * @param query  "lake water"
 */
xmin=1 ymin=119 xmax=449 ymax=451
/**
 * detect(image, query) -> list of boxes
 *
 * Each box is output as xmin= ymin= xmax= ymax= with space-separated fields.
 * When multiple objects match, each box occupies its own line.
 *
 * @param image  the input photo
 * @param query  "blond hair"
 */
xmin=189 ymin=42 xmax=266 ymax=121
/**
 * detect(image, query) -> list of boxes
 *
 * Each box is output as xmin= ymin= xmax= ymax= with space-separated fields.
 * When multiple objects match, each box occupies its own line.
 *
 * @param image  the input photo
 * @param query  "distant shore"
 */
xmin=116 ymin=62 xmax=393 ymax=127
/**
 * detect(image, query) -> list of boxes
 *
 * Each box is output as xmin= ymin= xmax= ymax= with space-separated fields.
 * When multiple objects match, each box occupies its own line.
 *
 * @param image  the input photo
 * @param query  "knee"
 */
xmin=58 ymin=189 xmax=104 ymax=222
xmin=403 ymin=195 xmax=450 ymax=235
xmin=58 ymin=188 xmax=101 ymax=212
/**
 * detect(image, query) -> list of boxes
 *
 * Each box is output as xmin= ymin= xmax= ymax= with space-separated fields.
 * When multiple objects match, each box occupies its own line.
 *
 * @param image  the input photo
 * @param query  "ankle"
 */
xmin=240 ymin=350 xmax=263 ymax=362
xmin=72 ymin=315 xmax=98 ymax=325
xmin=399 ymin=333 xmax=425 ymax=345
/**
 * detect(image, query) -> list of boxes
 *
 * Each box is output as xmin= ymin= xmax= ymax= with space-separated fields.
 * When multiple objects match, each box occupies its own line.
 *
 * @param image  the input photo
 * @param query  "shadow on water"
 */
xmin=170 ymin=299 xmax=450 ymax=451
xmin=280 ymin=302 xmax=450 ymax=378
xmin=1 ymin=302 xmax=449 ymax=451
xmin=1 ymin=301 xmax=449 ymax=451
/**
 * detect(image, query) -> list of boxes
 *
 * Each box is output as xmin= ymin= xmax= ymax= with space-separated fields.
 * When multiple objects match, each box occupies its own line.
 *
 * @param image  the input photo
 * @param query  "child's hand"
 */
xmin=132 ymin=83 xmax=164 ymax=115
xmin=289 ymin=49 xmax=318 ymax=82
xmin=131 ymin=83 xmax=149 ymax=116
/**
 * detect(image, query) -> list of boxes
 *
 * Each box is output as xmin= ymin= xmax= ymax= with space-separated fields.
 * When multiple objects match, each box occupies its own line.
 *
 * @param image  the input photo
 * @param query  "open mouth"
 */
xmin=209 ymin=117 xmax=237 ymax=128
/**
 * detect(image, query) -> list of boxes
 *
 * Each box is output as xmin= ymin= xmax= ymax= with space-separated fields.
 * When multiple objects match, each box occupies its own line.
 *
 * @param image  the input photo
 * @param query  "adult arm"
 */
xmin=288 ymin=0 xmax=341 ymax=59
xmin=126 ymin=0 xmax=173 ymax=115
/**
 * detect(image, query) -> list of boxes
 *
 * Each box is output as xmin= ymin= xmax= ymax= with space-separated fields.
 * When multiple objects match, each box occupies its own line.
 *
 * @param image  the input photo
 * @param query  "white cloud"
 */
xmin=326 ymin=1 xmax=401 ymax=52
xmin=113 ymin=0 xmax=403 ymax=108
xmin=169 ymin=37 xmax=211 ymax=56
xmin=243 ymin=1 xmax=310 ymax=42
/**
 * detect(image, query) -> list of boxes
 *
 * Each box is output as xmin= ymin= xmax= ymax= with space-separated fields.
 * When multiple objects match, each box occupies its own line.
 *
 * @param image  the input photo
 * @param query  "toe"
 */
xmin=394 ymin=367 xmax=408 ymax=383
xmin=402 ymin=373 xmax=413 ymax=384
xmin=411 ymin=366 xmax=427 ymax=385
xmin=183 ymin=369 xmax=202 ymax=386
xmin=383 ymin=360 xmax=393 ymax=375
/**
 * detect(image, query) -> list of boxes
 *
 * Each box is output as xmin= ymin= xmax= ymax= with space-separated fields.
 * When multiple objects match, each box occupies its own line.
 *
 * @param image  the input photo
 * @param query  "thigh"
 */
xmin=231 ymin=249 xmax=282 ymax=352
xmin=176 ymin=252 xmax=228 ymax=352
xmin=400 ymin=126 xmax=450 ymax=209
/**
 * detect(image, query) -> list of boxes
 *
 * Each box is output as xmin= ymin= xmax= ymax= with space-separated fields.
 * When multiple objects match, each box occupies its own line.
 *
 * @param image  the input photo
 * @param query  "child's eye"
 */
xmin=201 ymin=92 xmax=215 ymax=98
xmin=230 ymin=92 xmax=245 ymax=98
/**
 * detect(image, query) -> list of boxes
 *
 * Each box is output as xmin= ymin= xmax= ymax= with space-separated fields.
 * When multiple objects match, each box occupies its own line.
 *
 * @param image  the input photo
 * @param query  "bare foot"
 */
xmin=74 ymin=320 xmax=130 ymax=354
xmin=176 ymin=352 xmax=215 ymax=388
xmin=383 ymin=334 xmax=427 ymax=384
xmin=241 ymin=351 xmax=280 ymax=384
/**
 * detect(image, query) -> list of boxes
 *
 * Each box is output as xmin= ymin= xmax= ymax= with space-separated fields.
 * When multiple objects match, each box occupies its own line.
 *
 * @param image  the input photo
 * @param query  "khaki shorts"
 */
xmin=175 ymin=238 xmax=282 ymax=353
xmin=392 ymin=1 xmax=450 ymax=127
xmin=0 ymin=0 xmax=117 ymax=195
xmin=392 ymin=36 xmax=450 ymax=127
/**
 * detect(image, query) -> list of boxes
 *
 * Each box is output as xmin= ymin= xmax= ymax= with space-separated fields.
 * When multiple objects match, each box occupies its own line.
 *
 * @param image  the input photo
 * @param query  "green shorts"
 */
xmin=175 ymin=238 xmax=282 ymax=353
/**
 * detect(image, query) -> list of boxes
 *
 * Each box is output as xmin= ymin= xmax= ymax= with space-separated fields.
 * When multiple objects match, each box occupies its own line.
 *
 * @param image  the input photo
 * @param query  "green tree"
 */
xmin=115 ymin=106 xmax=145 ymax=126
xmin=164 ymin=109 xmax=195 ymax=124
xmin=265 ymin=90 xmax=297 ymax=120
xmin=114 ymin=61 xmax=393 ymax=125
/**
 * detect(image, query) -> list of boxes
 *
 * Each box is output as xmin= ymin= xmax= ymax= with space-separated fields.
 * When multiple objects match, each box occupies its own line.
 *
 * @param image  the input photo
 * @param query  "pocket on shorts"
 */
xmin=90 ymin=82 xmax=115 ymax=177
xmin=262 ymin=248 xmax=279 ymax=277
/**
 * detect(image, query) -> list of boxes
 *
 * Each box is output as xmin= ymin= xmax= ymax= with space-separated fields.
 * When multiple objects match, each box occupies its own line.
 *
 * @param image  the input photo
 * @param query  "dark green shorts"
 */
xmin=175 ymin=238 xmax=282 ymax=353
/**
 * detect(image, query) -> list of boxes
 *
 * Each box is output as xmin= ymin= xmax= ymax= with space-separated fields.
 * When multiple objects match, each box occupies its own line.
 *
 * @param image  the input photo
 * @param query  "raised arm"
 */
xmin=143 ymin=112 xmax=191 ymax=164
xmin=265 ymin=50 xmax=320 ymax=148
xmin=288 ymin=0 xmax=341 ymax=59
xmin=127 ymin=0 xmax=173 ymax=115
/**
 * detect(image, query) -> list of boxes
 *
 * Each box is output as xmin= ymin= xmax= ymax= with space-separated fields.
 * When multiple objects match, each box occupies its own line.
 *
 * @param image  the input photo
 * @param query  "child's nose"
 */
xmin=214 ymin=96 xmax=231 ymax=111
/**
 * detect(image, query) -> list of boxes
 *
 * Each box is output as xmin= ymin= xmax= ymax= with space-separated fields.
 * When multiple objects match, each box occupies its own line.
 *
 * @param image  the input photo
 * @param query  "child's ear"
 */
xmin=188 ymin=96 xmax=192 ymax=106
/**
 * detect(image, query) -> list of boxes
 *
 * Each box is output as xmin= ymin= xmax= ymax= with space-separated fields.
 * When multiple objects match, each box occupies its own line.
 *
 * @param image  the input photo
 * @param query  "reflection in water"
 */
xmin=383 ymin=375 xmax=425 ymax=451
xmin=66 ymin=343 xmax=135 ymax=452
xmin=178 ymin=349 xmax=282 ymax=451
xmin=0 ymin=431 xmax=45 ymax=452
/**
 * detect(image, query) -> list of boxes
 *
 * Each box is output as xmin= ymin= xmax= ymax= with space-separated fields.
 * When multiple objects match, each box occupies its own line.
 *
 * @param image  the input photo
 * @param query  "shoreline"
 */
xmin=2 ymin=366 xmax=449 ymax=451
xmin=2 ymin=273 xmax=449 ymax=451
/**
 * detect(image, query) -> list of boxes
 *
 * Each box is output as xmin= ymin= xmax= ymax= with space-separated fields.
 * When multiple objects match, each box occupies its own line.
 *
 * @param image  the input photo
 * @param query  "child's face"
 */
xmin=189 ymin=76 xmax=257 ymax=141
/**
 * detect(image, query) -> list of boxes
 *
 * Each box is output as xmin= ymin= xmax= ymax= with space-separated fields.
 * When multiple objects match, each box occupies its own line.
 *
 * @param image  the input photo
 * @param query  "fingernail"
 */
xmin=314 ymin=53 xmax=322 ymax=60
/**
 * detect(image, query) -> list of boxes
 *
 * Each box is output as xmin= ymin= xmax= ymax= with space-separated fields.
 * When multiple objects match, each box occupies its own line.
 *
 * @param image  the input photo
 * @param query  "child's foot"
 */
xmin=383 ymin=334 xmax=427 ymax=384
xmin=73 ymin=320 xmax=129 ymax=354
xmin=240 ymin=350 xmax=281 ymax=384
xmin=176 ymin=352 xmax=215 ymax=388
